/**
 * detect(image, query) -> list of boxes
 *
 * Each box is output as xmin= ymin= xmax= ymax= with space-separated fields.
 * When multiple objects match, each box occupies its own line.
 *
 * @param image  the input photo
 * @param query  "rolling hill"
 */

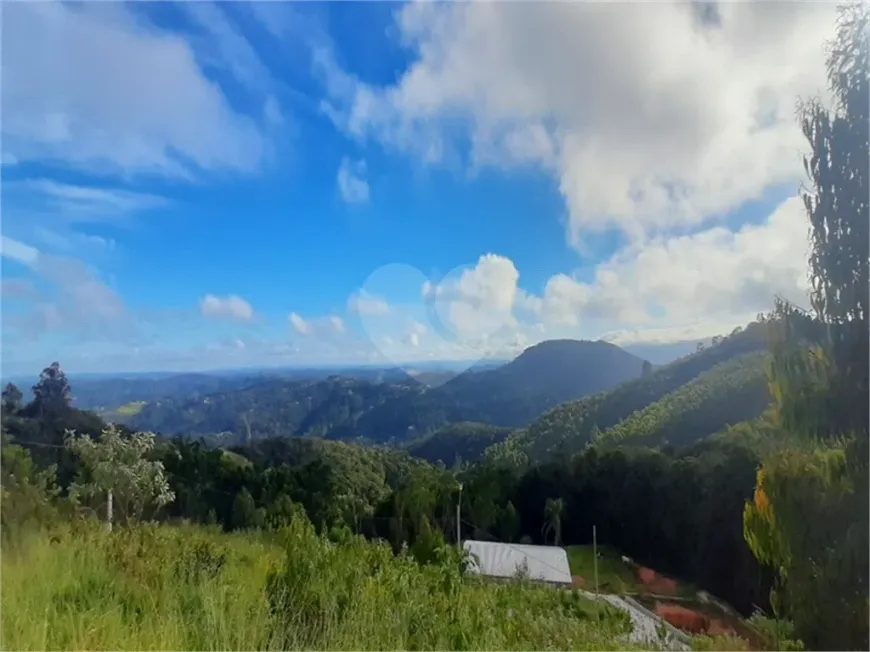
xmin=405 ymin=422 xmax=515 ymax=466
xmin=67 ymin=366 xmax=457 ymax=413
xmin=69 ymin=373 xmax=255 ymax=411
xmin=486 ymin=322 xmax=772 ymax=465
xmin=126 ymin=339 xmax=647 ymax=445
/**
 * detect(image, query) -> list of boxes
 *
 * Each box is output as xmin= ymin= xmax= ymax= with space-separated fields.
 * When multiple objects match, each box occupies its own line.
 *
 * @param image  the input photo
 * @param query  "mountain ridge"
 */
xmin=124 ymin=338 xmax=647 ymax=445
xmin=485 ymin=321 xmax=771 ymax=464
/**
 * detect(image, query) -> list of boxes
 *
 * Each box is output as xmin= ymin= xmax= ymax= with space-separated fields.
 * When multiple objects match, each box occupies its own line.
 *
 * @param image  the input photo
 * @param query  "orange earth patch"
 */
xmin=636 ymin=566 xmax=679 ymax=595
xmin=652 ymin=600 xmax=763 ymax=648
xmin=654 ymin=602 xmax=710 ymax=634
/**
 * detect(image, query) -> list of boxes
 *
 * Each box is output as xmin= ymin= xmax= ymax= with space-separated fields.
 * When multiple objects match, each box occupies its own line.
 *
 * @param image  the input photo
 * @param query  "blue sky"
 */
xmin=1 ymin=1 xmax=833 ymax=376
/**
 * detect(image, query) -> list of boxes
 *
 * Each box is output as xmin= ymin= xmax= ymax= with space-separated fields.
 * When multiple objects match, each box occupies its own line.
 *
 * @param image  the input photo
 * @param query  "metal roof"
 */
xmin=462 ymin=540 xmax=573 ymax=585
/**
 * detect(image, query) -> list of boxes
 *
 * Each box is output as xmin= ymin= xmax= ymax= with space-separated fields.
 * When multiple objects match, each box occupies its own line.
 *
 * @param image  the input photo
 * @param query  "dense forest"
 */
xmin=405 ymin=422 xmax=515 ymax=466
xmin=488 ymin=322 xmax=770 ymax=465
xmin=117 ymin=339 xmax=647 ymax=445
xmin=1 ymin=366 xmax=771 ymax=618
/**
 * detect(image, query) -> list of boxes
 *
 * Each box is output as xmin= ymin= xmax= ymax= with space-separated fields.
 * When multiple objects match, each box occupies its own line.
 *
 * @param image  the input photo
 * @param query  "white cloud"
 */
xmin=600 ymin=319 xmax=756 ymax=348
xmin=318 ymin=1 xmax=833 ymax=245
xmin=337 ymin=157 xmax=370 ymax=203
xmin=2 ymin=2 xmax=265 ymax=177
xmin=34 ymin=227 xmax=117 ymax=255
xmin=314 ymin=2 xmax=827 ymax=354
xmin=200 ymin=294 xmax=254 ymax=321
xmin=535 ymin=195 xmax=810 ymax=331
xmin=426 ymin=253 xmax=521 ymax=338
xmin=289 ymin=312 xmax=310 ymax=335
xmin=182 ymin=2 xmax=275 ymax=95
xmin=1 ymin=278 xmax=38 ymax=300
xmin=11 ymin=179 xmax=168 ymax=220
xmin=1 ymin=236 xmax=129 ymax=339
xmin=345 ymin=191 xmax=810 ymax=358
xmin=289 ymin=312 xmax=347 ymax=337
xmin=1 ymin=235 xmax=40 ymax=266
xmin=348 ymin=289 xmax=391 ymax=315
xmin=330 ymin=315 xmax=346 ymax=333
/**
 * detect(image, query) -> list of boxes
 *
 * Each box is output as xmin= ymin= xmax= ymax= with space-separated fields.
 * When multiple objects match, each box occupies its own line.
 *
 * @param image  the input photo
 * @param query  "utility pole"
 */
xmin=456 ymin=483 xmax=463 ymax=547
xmin=593 ymin=525 xmax=599 ymax=609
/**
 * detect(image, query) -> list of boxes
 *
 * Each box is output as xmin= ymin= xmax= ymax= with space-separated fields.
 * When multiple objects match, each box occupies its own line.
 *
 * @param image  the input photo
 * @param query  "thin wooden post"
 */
xmin=456 ymin=483 xmax=462 ymax=547
xmin=106 ymin=488 xmax=113 ymax=533
xmin=593 ymin=525 xmax=599 ymax=619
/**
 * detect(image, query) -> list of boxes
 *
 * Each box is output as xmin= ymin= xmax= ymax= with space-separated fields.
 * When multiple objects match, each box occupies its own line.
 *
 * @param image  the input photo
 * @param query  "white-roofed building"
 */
xmin=462 ymin=540 xmax=573 ymax=586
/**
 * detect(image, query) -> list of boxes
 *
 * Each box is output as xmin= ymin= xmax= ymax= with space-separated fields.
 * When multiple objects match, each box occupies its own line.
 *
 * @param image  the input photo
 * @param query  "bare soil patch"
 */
xmin=636 ymin=566 xmax=679 ymax=595
xmin=650 ymin=599 xmax=766 ymax=649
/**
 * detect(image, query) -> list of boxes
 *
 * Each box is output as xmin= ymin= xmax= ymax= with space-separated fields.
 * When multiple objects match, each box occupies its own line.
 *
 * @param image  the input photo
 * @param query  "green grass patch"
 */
xmin=566 ymin=545 xmax=641 ymax=594
xmin=567 ymin=545 xmax=700 ymax=600
xmin=115 ymin=401 xmax=147 ymax=416
xmin=220 ymin=449 xmax=253 ymax=470
xmin=2 ymin=521 xmax=643 ymax=651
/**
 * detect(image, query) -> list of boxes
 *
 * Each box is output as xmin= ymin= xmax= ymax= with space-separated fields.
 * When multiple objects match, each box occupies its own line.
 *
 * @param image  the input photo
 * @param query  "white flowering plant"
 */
xmin=65 ymin=424 xmax=175 ymax=527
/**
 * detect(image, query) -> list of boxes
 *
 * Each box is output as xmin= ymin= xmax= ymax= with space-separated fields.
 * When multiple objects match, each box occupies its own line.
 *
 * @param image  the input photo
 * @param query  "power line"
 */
xmin=4 ymin=437 xmax=67 ymax=449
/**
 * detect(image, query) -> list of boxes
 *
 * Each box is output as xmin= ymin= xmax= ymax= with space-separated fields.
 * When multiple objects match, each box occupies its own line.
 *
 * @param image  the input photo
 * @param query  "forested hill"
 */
xmin=65 ymin=367 xmax=447 ymax=412
xmin=130 ymin=376 xmax=422 ymax=444
xmin=126 ymin=339 xmax=646 ymax=445
xmin=405 ymin=422 xmax=515 ymax=466
xmin=69 ymin=373 xmax=255 ymax=411
xmin=487 ymin=321 xmax=772 ymax=465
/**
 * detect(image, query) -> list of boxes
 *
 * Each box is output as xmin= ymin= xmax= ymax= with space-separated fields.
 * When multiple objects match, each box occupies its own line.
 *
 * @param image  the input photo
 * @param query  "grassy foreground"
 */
xmin=2 ymin=519 xmax=642 ymax=651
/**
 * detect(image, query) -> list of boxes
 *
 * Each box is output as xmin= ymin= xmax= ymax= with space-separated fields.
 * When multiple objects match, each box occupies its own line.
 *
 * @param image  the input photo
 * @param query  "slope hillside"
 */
xmin=130 ymin=377 xmax=423 ymax=444
xmin=321 ymin=339 xmax=647 ymax=442
xmin=594 ymin=351 xmax=770 ymax=449
xmin=128 ymin=339 xmax=646 ymax=445
xmin=486 ymin=322 xmax=770 ymax=464
xmin=463 ymin=339 xmax=647 ymax=402
xmin=70 ymin=373 xmax=257 ymax=411
xmin=405 ymin=422 xmax=515 ymax=466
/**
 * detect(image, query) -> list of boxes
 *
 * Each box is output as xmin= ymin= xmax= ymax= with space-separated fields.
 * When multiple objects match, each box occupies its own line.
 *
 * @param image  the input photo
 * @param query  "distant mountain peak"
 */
xmin=506 ymin=338 xmax=642 ymax=369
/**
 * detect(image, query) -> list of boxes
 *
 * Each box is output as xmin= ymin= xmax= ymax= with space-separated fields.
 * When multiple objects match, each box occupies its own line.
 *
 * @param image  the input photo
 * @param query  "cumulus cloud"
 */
xmin=314 ymin=2 xmax=826 ymax=352
xmin=318 ymin=1 xmax=833 ymax=244
xmin=289 ymin=312 xmax=310 ymax=335
xmin=426 ymin=253 xmax=521 ymax=338
xmin=289 ymin=312 xmax=347 ymax=337
xmin=536 ymin=195 xmax=810 ymax=330
xmin=200 ymin=294 xmax=254 ymax=321
xmin=336 ymin=157 xmax=370 ymax=203
xmin=2 ymin=2 xmax=265 ymax=177
xmin=344 ymin=189 xmax=811 ymax=359
xmin=348 ymin=289 xmax=391 ymax=315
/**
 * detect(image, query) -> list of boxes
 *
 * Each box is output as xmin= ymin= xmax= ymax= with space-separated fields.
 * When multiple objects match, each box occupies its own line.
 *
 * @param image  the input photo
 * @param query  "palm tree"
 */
xmin=541 ymin=497 xmax=564 ymax=546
